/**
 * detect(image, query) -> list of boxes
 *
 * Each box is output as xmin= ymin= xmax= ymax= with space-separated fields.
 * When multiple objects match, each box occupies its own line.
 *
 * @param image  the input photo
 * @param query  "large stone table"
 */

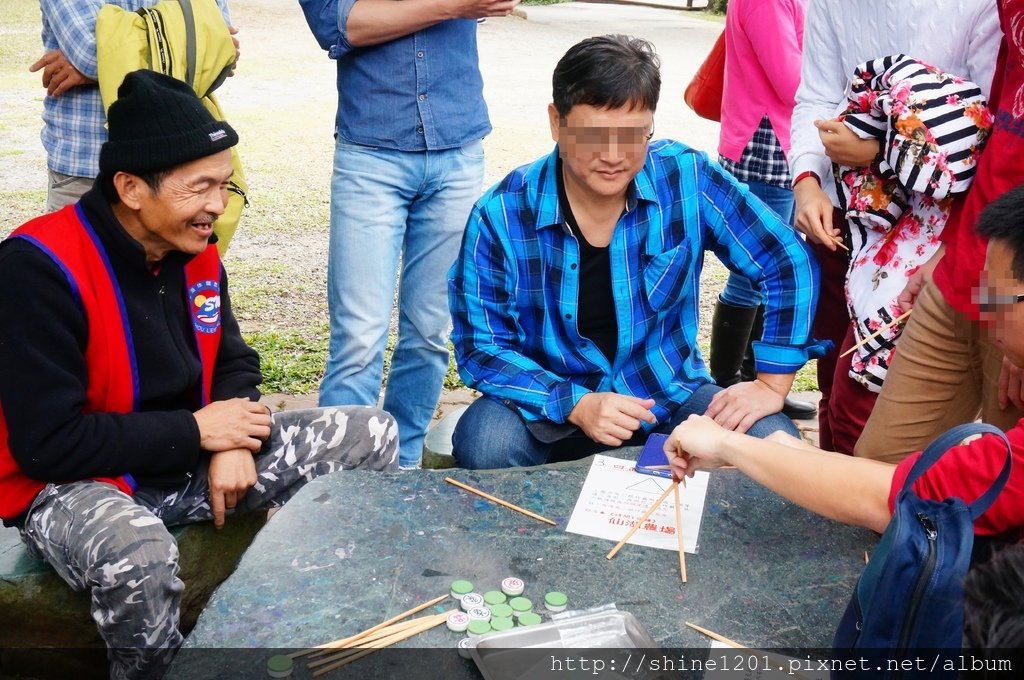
xmin=169 ymin=451 xmax=876 ymax=679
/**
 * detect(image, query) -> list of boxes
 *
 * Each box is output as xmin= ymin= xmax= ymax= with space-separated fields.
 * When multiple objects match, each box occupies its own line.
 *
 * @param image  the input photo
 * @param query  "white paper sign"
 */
xmin=565 ymin=454 xmax=709 ymax=553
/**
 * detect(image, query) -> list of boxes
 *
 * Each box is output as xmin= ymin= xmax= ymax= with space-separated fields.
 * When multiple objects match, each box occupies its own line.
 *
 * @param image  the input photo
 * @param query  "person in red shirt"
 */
xmin=664 ymin=184 xmax=1024 ymax=537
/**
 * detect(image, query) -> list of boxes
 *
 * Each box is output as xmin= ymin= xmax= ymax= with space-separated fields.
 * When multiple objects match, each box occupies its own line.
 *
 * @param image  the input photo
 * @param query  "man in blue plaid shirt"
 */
xmin=448 ymin=35 xmax=828 ymax=469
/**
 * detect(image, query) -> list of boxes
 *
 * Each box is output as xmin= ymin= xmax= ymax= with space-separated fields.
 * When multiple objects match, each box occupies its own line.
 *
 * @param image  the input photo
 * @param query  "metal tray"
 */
xmin=469 ymin=610 xmax=659 ymax=680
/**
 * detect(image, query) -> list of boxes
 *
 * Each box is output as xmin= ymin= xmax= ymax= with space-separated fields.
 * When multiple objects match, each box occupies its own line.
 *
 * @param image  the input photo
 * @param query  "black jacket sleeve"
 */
xmin=0 ymin=241 xmax=202 ymax=482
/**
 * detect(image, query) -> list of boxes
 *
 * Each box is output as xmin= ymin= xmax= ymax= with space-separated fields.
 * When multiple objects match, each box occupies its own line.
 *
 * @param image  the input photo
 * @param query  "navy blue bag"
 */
xmin=832 ymin=423 xmax=1013 ymax=678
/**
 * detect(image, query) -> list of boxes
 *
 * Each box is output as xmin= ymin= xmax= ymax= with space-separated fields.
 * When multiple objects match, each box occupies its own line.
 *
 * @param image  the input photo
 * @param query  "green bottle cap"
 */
xmin=490 ymin=616 xmax=514 ymax=631
xmin=544 ymin=592 xmax=567 ymax=606
xmin=450 ymin=580 xmax=474 ymax=597
xmin=267 ymin=655 xmax=293 ymax=678
xmin=518 ymin=612 xmax=543 ymax=626
xmin=508 ymin=597 xmax=532 ymax=613
xmin=467 ymin=620 xmax=492 ymax=636
xmin=490 ymin=603 xmax=513 ymax=619
xmin=483 ymin=590 xmax=507 ymax=606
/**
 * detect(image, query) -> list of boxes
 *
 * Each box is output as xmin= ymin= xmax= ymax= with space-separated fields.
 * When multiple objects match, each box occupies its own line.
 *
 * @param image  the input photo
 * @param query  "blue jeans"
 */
xmin=452 ymin=384 xmax=799 ymax=469
xmin=720 ymin=180 xmax=795 ymax=308
xmin=320 ymin=137 xmax=485 ymax=468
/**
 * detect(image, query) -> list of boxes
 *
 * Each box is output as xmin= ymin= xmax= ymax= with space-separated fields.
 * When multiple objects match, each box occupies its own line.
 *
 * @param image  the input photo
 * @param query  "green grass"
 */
xmin=246 ymin=325 xmax=464 ymax=395
xmin=245 ymin=328 xmax=328 ymax=394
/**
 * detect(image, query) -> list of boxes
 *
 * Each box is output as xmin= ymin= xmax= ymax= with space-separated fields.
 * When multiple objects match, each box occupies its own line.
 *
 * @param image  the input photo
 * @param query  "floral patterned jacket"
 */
xmin=835 ymin=55 xmax=993 ymax=392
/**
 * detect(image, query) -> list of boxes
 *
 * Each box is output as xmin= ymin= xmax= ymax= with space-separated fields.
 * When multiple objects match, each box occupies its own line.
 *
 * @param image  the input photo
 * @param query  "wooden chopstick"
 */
xmin=306 ymin=615 xmax=440 ymax=668
xmin=310 ymin=612 xmax=449 ymax=676
xmin=686 ymin=622 xmax=816 ymax=680
xmin=839 ymin=310 xmax=912 ymax=358
xmin=674 ymin=483 xmax=687 ymax=583
xmin=831 ymin=235 xmax=850 ymax=252
xmin=292 ymin=593 xmax=448 ymax=659
xmin=606 ymin=482 xmax=676 ymax=559
xmin=686 ymin=621 xmax=745 ymax=648
xmin=444 ymin=476 xmax=557 ymax=525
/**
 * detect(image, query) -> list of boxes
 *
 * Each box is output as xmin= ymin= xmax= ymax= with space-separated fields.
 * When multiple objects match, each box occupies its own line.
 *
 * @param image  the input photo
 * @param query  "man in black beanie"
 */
xmin=0 ymin=70 xmax=398 ymax=679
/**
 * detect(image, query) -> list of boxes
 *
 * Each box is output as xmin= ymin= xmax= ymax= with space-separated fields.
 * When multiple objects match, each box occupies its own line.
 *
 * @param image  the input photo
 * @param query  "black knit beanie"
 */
xmin=99 ymin=70 xmax=238 ymax=175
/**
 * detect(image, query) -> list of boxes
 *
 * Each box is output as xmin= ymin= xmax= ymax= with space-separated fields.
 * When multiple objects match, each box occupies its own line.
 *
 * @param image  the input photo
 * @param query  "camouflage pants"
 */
xmin=18 ymin=406 xmax=398 ymax=680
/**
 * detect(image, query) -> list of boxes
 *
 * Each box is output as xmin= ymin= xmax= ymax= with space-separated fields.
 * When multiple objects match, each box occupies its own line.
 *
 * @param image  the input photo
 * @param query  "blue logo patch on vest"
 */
xmin=188 ymin=280 xmax=221 ymax=334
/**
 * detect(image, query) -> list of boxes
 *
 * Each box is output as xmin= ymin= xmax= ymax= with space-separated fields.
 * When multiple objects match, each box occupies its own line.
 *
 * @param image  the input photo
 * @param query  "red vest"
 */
xmin=0 ymin=204 xmax=222 ymax=520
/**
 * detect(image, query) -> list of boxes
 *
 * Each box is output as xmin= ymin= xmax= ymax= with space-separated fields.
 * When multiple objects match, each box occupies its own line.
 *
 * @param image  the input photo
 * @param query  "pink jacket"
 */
xmin=718 ymin=0 xmax=806 ymax=162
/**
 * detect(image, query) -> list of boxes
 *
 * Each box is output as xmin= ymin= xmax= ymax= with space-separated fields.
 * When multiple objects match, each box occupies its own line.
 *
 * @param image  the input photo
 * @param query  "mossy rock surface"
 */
xmin=0 ymin=513 xmax=265 ymax=679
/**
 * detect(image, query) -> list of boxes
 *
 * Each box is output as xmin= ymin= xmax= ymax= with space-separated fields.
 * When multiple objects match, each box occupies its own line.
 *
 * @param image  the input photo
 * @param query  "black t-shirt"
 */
xmin=556 ymin=162 xmax=618 ymax=363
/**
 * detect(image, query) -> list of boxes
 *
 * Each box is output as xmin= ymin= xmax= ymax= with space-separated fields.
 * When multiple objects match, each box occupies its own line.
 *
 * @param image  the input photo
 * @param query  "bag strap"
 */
xmin=903 ymin=422 xmax=1013 ymax=520
xmin=175 ymin=0 xmax=198 ymax=89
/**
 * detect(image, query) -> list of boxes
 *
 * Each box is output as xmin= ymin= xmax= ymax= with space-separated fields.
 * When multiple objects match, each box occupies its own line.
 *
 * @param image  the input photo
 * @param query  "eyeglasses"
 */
xmin=560 ymin=122 xmax=655 ymax=149
xmin=976 ymin=290 xmax=1024 ymax=313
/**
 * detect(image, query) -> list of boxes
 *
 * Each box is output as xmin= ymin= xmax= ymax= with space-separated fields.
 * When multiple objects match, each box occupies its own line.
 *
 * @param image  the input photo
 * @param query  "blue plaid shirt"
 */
xmin=449 ymin=140 xmax=827 ymax=426
xmin=39 ymin=0 xmax=230 ymax=177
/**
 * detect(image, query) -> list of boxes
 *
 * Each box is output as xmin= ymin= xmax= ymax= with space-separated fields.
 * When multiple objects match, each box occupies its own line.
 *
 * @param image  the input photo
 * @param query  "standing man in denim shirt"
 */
xmin=299 ymin=0 xmax=516 ymax=469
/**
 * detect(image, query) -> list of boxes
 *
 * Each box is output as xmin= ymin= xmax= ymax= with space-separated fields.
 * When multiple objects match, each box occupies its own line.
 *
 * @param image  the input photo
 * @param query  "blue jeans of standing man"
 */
xmin=719 ymin=180 xmax=795 ymax=307
xmin=452 ymin=384 xmax=799 ymax=469
xmin=320 ymin=136 xmax=485 ymax=468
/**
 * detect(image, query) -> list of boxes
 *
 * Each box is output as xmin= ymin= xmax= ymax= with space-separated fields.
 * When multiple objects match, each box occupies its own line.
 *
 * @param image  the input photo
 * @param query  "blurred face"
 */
xmin=980 ymin=239 xmax=1024 ymax=367
xmin=548 ymin=102 xmax=653 ymax=203
xmin=114 ymin=149 xmax=233 ymax=265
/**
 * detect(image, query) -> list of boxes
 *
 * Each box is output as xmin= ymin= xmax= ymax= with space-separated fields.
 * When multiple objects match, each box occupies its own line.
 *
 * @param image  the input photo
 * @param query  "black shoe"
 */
xmin=782 ymin=396 xmax=816 ymax=420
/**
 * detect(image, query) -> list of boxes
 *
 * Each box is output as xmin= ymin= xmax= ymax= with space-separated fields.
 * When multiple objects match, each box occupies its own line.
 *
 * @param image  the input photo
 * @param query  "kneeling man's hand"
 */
xmin=706 ymin=379 xmax=784 ymax=433
xmin=194 ymin=397 xmax=273 ymax=453
xmin=568 ymin=392 xmax=656 ymax=446
xmin=208 ymin=449 xmax=258 ymax=529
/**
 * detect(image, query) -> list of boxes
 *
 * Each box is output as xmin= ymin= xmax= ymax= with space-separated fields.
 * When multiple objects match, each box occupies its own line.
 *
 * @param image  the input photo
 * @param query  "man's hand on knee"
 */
xmin=706 ymin=379 xmax=786 ymax=434
xmin=567 ymin=392 xmax=656 ymax=446
xmin=207 ymin=449 xmax=258 ymax=529
xmin=194 ymin=398 xmax=272 ymax=453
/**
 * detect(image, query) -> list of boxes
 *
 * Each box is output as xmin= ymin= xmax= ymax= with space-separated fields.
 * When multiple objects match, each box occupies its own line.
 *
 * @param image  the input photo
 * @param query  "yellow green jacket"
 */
xmin=96 ymin=0 xmax=246 ymax=254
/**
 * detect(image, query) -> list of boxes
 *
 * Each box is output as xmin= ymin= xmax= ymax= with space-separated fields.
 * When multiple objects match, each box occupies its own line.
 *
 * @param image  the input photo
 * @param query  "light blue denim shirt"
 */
xmin=300 ymin=0 xmax=491 ymax=151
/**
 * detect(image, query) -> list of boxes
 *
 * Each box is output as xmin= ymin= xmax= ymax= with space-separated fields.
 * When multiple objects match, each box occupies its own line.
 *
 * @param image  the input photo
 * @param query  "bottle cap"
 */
xmin=457 ymin=637 xmax=474 ymax=659
xmin=489 ymin=603 xmax=513 ymax=619
xmin=467 ymin=620 xmax=492 ymax=637
xmin=508 ymin=597 xmax=532 ymax=615
xmin=500 ymin=577 xmax=525 ymax=596
xmin=518 ymin=612 xmax=543 ymax=627
xmin=446 ymin=611 xmax=470 ymax=633
xmin=490 ymin=616 xmax=514 ymax=632
xmin=544 ymin=591 xmax=568 ymax=612
xmin=450 ymin=580 xmax=474 ymax=599
xmin=267 ymin=655 xmax=293 ymax=678
xmin=467 ymin=606 xmax=491 ymax=622
xmin=483 ymin=590 xmax=507 ymax=606
xmin=460 ymin=593 xmax=485 ymax=611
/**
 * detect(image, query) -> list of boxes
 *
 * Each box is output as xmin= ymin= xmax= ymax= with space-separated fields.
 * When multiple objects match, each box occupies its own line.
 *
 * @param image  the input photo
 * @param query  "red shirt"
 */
xmin=890 ymin=421 xmax=1024 ymax=536
xmin=932 ymin=0 xmax=1024 ymax=319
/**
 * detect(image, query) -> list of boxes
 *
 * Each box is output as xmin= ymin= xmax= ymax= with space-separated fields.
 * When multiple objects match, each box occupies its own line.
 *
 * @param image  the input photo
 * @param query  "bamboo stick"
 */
xmin=606 ymin=482 xmax=676 ymax=559
xmin=444 ymin=477 xmax=557 ymax=525
xmin=291 ymin=593 xmax=448 ymax=659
